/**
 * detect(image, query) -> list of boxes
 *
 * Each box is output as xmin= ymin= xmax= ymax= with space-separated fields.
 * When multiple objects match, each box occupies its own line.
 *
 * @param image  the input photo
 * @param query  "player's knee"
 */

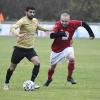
xmin=9 ymin=63 xmax=17 ymax=71
xmin=51 ymin=64 xmax=56 ymax=70
xmin=69 ymin=58 xmax=75 ymax=63
xmin=31 ymin=57 xmax=40 ymax=65
xmin=34 ymin=61 xmax=40 ymax=66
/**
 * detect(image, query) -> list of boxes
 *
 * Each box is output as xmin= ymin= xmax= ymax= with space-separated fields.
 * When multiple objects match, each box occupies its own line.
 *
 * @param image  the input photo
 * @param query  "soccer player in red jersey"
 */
xmin=44 ymin=13 xmax=95 ymax=86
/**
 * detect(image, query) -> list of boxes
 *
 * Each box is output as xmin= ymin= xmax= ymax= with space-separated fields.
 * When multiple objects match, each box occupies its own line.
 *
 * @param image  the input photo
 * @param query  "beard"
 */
xmin=62 ymin=24 xmax=68 ymax=28
xmin=27 ymin=15 xmax=34 ymax=20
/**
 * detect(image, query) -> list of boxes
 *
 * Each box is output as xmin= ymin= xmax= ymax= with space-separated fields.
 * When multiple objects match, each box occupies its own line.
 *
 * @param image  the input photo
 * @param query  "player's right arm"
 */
xmin=50 ymin=21 xmax=68 ymax=39
xmin=10 ymin=18 xmax=26 ymax=37
xmin=50 ymin=32 xmax=67 ymax=39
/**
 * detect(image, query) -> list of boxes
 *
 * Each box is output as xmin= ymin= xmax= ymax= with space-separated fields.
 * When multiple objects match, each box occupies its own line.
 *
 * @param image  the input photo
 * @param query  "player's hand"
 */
xmin=89 ymin=36 xmax=95 ymax=40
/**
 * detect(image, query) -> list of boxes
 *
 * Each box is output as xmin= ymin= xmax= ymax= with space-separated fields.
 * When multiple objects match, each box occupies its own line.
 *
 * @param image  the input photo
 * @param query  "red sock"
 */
xmin=48 ymin=68 xmax=54 ymax=80
xmin=68 ymin=62 xmax=74 ymax=78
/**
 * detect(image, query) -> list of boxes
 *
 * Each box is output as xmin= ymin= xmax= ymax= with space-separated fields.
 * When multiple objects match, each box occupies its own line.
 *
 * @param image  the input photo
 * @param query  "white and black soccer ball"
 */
xmin=23 ymin=80 xmax=35 ymax=91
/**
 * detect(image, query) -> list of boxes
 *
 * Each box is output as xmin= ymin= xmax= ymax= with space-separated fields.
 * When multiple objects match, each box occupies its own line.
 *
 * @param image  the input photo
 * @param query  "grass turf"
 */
xmin=0 ymin=36 xmax=100 ymax=100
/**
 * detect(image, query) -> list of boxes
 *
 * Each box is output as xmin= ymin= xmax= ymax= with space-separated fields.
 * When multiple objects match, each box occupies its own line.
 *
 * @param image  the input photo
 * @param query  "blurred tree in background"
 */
xmin=0 ymin=0 xmax=100 ymax=22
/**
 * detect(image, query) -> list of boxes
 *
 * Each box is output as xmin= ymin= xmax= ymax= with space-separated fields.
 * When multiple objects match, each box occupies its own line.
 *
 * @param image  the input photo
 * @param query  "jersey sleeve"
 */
xmin=35 ymin=19 xmax=48 ymax=31
xmin=37 ymin=25 xmax=49 ymax=31
xmin=72 ymin=20 xmax=82 ymax=27
xmin=10 ymin=18 xmax=24 ymax=36
xmin=52 ymin=21 xmax=61 ymax=32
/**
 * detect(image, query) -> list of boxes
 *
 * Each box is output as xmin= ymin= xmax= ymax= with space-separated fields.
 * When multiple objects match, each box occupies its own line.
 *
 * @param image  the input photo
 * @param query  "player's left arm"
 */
xmin=82 ymin=21 xmax=95 ymax=39
xmin=34 ymin=18 xmax=50 ymax=32
xmin=37 ymin=26 xmax=50 ymax=32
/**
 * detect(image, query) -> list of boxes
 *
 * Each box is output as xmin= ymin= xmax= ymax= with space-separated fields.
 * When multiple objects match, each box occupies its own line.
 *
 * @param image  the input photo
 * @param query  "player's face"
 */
xmin=60 ymin=16 xmax=70 ymax=27
xmin=26 ymin=9 xmax=35 ymax=20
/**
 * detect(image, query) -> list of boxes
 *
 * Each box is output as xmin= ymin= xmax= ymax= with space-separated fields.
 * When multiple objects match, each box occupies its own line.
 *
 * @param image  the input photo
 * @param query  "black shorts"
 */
xmin=11 ymin=46 xmax=38 ymax=64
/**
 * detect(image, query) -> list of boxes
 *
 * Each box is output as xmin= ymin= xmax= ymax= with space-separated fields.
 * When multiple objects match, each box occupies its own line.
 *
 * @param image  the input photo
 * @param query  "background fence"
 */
xmin=0 ymin=22 xmax=100 ymax=38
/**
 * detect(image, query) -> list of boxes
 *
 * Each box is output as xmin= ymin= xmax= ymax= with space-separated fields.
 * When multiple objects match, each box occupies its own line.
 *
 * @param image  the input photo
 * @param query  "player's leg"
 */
xmin=4 ymin=63 xmax=17 ymax=90
xmin=4 ymin=47 xmax=24 ymax=90
xmin=66 ymin=47 xmax=76 ymax=84
xmin=5 ymin=63 xmax=17 ymax=83
xmin=26 ymin=48 xmax=40 ymax=89
xmin=30 ymin=56 xmax=40 ymax=89
xmin=44 ymin=64 xmax=56 ymax=86
xmin=44 ymin=50 xmax=62 ymax=87
xmin=30 ymin=56 xmax=40 ymax=82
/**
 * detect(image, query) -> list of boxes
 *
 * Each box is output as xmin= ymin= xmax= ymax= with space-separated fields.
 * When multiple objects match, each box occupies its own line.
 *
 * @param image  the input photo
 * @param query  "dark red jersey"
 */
xmin=51 ymin=20 xmax=82 ymax=52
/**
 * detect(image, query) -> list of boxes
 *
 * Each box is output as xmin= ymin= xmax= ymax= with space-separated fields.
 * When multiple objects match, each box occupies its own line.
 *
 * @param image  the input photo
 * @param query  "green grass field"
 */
xmin=0 ymin=36 xmax=100 ymax=100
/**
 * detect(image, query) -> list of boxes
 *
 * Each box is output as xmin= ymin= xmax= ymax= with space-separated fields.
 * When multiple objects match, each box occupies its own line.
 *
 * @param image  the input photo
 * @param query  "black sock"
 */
xmin=5 ymin=68 xmax=13 ymax=83
xmin=31 ymin=64 xmax=40 ymax=82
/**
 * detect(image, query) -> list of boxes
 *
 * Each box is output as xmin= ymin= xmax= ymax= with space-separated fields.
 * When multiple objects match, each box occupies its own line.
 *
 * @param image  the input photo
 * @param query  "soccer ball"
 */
xmin=23 ymin=80 xmax=35 ymax=91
